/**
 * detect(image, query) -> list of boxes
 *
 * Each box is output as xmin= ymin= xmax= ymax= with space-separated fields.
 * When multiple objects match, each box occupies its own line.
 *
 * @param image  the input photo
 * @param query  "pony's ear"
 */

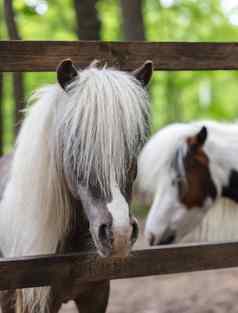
xmin=57 ymin=59 xmax=78 ymax=90
xmin=132 ymin=60 xmax=153 ymax=87
xmin=187 ymin=126 xmax=208 ymax=149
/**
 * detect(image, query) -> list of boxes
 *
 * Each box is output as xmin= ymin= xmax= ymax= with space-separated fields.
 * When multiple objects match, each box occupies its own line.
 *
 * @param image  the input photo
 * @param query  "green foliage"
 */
xmin=2 ymin=0 xmax=238 ymax=152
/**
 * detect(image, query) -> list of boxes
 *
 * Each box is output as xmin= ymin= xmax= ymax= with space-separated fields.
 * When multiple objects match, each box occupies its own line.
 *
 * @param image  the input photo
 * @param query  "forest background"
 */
xmin=1 ymin=0 xmax=238 ymax=155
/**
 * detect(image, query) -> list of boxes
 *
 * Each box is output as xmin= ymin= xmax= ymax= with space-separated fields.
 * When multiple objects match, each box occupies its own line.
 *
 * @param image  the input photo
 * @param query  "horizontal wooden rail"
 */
xmin=0 ymin=241 xmax=238 ymax=290
xmin=1 ymin=41 xmax=238 ymax=72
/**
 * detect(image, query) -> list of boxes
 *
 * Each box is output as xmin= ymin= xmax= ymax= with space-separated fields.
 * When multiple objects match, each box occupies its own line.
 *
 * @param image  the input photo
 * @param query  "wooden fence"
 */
xmin=1 ymin=40 xmax=238 ymax=291
xmin=2 ymin=41 xmax=238 ymax=71
xmin=1 ymin=242 xmax=238 ymax=290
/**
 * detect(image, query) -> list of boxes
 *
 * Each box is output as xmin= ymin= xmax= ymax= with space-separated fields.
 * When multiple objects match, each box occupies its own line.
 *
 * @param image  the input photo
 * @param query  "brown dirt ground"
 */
xmin=61 ymin=221 xmax=238 ymax=313
xmin=108 ymin=240 xmax=238 ymax=313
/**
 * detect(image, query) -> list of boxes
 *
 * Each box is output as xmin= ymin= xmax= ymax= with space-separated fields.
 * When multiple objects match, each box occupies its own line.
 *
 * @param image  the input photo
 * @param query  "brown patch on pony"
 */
xmin=178 ymin=127 xmax=217 ymax=209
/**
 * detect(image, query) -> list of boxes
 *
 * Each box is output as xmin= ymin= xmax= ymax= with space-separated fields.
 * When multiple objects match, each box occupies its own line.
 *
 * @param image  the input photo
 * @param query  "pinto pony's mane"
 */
xmin=137 ymin=120 xmax=238 ymax=242
xmin=0 ymin=63 xmax=150 ymax=313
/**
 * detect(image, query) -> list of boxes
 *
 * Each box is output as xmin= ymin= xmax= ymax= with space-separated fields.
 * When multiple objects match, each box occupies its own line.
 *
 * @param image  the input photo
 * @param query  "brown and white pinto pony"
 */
xmin=137 ymin=121 xmax=238 ymax=245
xmin=0 ymin=59 xmax=153 ymax=313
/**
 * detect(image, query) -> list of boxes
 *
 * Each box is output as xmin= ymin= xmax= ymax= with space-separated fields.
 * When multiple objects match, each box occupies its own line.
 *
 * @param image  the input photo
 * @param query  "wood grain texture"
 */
xmin=0 ymin=241 xmax=238 ymax=290
xmin=1 ymin=41 xmax=238 ymax=72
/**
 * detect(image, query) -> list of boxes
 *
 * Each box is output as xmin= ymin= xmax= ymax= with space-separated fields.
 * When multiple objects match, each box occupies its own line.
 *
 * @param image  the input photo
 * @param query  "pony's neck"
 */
xmin=59 ymin=195 xmax=94 ymax=254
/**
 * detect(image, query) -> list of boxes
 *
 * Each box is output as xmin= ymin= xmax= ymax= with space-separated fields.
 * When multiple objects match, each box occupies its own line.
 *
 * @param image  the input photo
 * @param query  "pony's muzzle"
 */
xmin=95 ymin=218 xmax=138 ymax=258
xmin=110 ymin=217 xmax=139 ymax=257
xmin=91 ymin=217 xmax=139 ymax=257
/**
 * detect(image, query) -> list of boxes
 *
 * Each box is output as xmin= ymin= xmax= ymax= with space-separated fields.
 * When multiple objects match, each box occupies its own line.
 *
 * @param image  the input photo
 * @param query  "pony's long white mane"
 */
xmin=0 ymin=63 xmax=149 ymax=313
xmin=137 ymin=120 xmax=238 ymax=242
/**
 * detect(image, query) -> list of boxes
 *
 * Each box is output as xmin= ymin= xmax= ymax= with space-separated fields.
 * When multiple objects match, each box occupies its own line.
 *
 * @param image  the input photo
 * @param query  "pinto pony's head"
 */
xmin=137 ymin=123 xmax=222 ymax=246
xmin=56 ymin=59 xmax=153 ymax=257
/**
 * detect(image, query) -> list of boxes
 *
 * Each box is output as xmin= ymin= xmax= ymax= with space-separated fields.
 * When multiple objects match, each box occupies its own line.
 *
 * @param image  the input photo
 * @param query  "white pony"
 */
xmin=137 ymin=121 xmax=238 ymax=245
xmin=0 ymin=59 xmax=153 ymax=313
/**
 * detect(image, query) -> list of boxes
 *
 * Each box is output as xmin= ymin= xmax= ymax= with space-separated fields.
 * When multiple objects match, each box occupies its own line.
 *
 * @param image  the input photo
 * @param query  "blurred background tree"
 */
xmin=1 ymin=0 xmax=238 ymax=154
xmin=74 ymin=0 xmax=101 ymax=39
xmin=4 ymin=0 xmax=25 ymax=137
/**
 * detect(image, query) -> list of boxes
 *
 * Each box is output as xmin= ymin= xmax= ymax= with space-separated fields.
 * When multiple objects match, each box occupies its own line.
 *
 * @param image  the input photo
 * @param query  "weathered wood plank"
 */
xmin=1 ymin=41 xmax=238 ymax=72
xmin=0 ymin=241 xmax=238 ymax=290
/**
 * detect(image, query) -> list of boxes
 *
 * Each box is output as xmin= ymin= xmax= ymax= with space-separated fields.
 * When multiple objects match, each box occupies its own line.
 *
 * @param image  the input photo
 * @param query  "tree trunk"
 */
xmin=0 ymin=72 xmax=3 ymax=156
xmin=4 ymin=0 xmax=25 ymax=137
xmin=0 ymin=15 xmax=4 ymax=155
xmin=73 ymin=0 xmax=101 ymax=40
xmin=120 ymin=0 xmax=145 ymax=40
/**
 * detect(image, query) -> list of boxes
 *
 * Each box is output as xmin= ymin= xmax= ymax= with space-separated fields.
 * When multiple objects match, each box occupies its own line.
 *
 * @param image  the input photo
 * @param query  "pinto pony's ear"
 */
xmin=187 ymin=126 xmax=208 ymax=149
xmin=57 ymin=59 xmax=78 ymax=90
xmin=132 ymin=60 xmax=153 ymax=87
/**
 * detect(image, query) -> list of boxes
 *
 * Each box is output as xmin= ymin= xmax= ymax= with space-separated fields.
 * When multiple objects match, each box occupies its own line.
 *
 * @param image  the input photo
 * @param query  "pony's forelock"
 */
xmin=58 ymin=65 xmax=150 ymax=196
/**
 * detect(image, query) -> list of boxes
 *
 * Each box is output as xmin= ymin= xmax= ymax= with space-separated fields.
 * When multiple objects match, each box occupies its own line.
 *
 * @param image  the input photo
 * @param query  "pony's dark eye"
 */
xmin=172 ymin=176 xmax=180 ymax=186
xmin=172 ymin=179 xmax=176 ymax=186
xmin=129 ymin=161 xmax=138 ymax=181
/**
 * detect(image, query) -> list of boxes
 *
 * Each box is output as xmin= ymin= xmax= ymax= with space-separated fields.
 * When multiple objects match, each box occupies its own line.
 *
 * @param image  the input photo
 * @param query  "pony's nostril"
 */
xmin=131 ymin=219 xmax=139 ymax=245
xmin=148 ymin=233 xmax=156 ymax=246
xmin=98 ymin=223 xmax=108 ymax=241
xmin=159 ymin=231 xmax=176 ymax=245
xmin=98 ymin=223 xmax=113 ymax=245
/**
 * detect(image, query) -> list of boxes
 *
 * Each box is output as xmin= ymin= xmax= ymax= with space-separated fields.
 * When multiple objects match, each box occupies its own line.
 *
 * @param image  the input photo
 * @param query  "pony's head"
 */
xmin=141 ymin=124 xmax=220 ymax=245
xmin=56 ymin=59 xmax=153 ymax=257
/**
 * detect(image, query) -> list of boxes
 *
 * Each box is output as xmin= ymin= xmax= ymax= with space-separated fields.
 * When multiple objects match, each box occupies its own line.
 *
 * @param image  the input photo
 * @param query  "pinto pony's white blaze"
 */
xmin=107 ymin=182 xmax=131 ymax=256
xmin=0 ymin=61 xmax=152 ymax=313
xmin=137 ymin=121 xmax=238 ymax=245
